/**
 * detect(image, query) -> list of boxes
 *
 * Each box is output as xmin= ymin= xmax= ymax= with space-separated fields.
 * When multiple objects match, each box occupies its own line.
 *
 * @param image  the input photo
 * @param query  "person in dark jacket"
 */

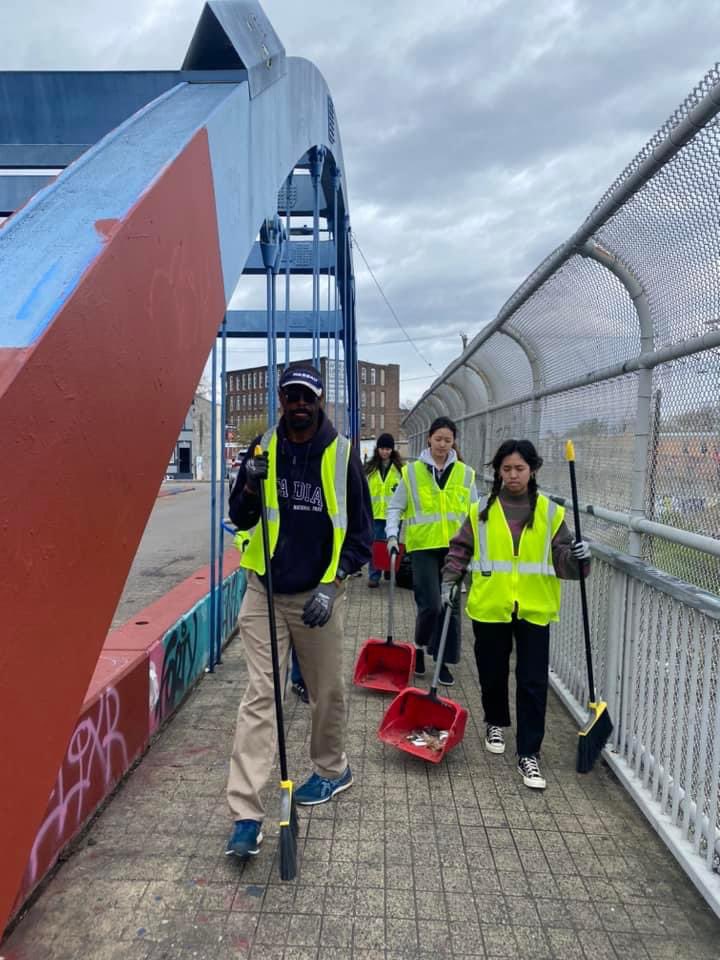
xmin=225 ymin=362 xmax=372 ymax=860
xmin=365 ymin=433 xmax=403 ymax=587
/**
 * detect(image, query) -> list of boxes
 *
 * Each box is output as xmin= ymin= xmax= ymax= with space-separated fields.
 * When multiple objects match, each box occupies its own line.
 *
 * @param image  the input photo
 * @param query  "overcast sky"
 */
xmin=5 ymin=0 xmax=719 ymax=407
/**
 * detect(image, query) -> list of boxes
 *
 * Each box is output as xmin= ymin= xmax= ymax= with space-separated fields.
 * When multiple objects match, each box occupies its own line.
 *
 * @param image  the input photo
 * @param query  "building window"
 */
xmin=380 ymin=369 xmax=385 ymax=387
xmin=370 ymin=367 xmax=376 ymax=385
xmin=380 ymin=413 xmax=385 ymax=429
xmin=361 ymin=390 xmax=367 ymax=407
xmin=361 ymin=367 xmax=367 ymax=384
xmin=381 ymin=391 xmax=385 ymax=407
xmin=253 ymin=371 xmax=257 ymax=388
xmin=370 ymin=413 xmax=376 ymax=429
xmin=371 ymin=391 xmax=375 ymax=407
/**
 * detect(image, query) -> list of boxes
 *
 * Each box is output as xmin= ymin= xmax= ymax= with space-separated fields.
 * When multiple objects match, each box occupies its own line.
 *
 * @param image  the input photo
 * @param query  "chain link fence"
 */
xmin=407 ymin=62 xmax=720 ymax=596
xmin=405 ymin=64 xmax=720 ymax=914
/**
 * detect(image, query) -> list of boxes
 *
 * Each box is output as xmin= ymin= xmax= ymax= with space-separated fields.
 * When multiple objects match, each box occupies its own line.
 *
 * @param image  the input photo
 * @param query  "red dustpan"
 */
xmin=371 ymin=538 xmax=404 ymax=571
xmin=378 ymin=591 xmax=467 ymax=763
xmin=352 ymin=550 xmax=415 ymax=693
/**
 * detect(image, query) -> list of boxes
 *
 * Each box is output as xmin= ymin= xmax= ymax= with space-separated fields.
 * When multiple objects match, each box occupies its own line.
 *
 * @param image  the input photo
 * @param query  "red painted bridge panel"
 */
xmin=0 ymin=129 xmax=226 ymax=935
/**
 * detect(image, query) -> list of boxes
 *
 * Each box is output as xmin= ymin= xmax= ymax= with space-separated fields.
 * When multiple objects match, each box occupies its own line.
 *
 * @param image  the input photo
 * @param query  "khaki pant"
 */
xmin=227 ymin=572 xmax=348 ymax=821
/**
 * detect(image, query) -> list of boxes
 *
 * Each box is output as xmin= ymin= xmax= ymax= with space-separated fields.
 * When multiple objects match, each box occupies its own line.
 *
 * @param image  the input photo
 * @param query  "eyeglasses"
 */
xmin=281 ymin=387 xmax=318 ymax=405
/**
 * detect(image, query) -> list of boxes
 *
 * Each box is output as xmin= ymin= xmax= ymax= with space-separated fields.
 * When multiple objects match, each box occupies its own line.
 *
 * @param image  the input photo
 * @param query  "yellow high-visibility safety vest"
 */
xmin=241 ymin=428 xmax=351 ymax=583
xmin=367 ymin=464 xmax=402 ymax=521
xmin=466 ymin=494 xmax=564 ymax=626
xmin=401 ymin=459 xmax=475 ymax=552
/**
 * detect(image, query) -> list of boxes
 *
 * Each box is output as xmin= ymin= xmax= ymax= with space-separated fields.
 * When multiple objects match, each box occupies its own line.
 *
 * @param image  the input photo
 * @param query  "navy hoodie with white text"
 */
xmin=229 ymin=410 xmax=373 ymax=594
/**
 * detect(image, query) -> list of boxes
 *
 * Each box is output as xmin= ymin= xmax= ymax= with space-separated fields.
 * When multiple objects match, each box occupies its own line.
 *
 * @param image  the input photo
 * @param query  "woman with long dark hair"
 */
xmin=441 ymin=439 xmax=591 ymax=790
xmin=386 ymin=416 xmax=477 ymax=685
xmin=365 ymin=434 xmax=404 ymax=587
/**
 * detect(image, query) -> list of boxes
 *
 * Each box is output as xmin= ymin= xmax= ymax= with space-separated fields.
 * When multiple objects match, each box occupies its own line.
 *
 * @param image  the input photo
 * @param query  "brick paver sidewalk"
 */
xmin=3 ymin=576 xmax=719 ymax=959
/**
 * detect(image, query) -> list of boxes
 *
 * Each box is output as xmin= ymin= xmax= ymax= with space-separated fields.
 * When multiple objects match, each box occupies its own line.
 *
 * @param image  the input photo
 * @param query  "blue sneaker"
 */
xmin=294 ymin=767 xmax=353 ymax=806
xmin=225 ymin=819 xmax=263 ymax=858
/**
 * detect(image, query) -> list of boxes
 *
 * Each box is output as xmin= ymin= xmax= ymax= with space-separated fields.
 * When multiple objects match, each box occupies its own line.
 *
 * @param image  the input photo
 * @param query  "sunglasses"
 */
xmin=282 ymin=387 xmax=318 ymax=405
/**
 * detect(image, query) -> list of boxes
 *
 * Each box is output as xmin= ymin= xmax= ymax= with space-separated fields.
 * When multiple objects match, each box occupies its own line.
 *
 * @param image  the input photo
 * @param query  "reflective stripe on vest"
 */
xmin=470 ymin=497 xmax=558 ymax=577
xmin=402 ymin=460 xmax=475 ymax=551
xmin=466 ymin=494 xmax=564 ymax=625
xmin=241 ymin=429 xmax=350 ymax=583
xmin=367 ymin=464 xmax=401 ymax=520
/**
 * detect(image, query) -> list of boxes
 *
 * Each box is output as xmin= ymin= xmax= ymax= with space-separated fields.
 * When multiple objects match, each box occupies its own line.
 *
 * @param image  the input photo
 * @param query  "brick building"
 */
xmin=225 ymin=357 xmax=400 ymax=443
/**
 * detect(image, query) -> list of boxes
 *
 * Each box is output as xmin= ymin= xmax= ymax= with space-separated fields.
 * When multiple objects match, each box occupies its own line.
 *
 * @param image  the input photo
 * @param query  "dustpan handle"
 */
xmin=386 ymin=548 xmax=396 ymax=644
xmin=429 ymin=587 xmax=456 ymax=699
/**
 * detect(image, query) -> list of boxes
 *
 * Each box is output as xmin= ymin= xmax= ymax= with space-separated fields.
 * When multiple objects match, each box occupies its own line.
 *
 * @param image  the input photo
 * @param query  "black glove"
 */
xmin=302 ymin=582 xmax=338 ymax=628
xmin=570 ymin=539 xmax=591 ymax=561
xmin=244 ymin=451 xmax=268 ymax=492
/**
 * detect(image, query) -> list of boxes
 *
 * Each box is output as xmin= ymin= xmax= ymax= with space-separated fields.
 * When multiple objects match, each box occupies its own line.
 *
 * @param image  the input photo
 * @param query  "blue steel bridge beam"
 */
xmin=0 ymin=0 xmax=356 ymax=926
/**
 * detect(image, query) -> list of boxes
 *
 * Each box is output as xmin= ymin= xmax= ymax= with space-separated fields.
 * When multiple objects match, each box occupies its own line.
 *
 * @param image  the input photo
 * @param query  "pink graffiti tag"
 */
xmin=24 ymin=687 xmax=128 ymax=888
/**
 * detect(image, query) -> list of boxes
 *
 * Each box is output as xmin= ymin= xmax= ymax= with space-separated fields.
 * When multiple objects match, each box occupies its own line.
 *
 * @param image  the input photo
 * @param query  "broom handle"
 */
xmin=430 ymin=589 xmax=456 ymax=699
xmin=257 ymin=455 xmax=290 ymax=783
xmin=566 ymin=444 xmax=596 ymax=704
xmin=387 ymin=549 xmax=395 ymax=643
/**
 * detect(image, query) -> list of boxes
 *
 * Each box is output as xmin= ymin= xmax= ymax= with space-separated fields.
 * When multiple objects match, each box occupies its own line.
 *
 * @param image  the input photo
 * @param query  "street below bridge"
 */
xmin=112 ymin=482 xmax=224 ymax=628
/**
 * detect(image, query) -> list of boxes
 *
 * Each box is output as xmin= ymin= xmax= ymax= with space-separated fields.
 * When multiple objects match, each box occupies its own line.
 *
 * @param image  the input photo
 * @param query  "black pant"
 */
xmin=410 ymin=549 xmax=461 ymax=665
xmin=472 ymin=617 xmax=549 ymax=757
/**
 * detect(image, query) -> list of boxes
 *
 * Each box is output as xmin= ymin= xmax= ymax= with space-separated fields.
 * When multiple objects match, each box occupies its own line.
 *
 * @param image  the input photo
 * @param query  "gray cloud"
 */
xmin=4 ymin=0 xmax=719 ymax=404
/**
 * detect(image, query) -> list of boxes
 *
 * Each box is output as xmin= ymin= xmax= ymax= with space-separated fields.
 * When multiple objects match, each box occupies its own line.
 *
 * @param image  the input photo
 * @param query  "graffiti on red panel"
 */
xmin=22 ymin=687 xmax=128 ymax=890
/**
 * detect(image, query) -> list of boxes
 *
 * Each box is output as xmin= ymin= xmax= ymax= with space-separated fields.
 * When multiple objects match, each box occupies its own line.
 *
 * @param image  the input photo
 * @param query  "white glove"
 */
xmin=386 ymin=536 xmax=399 ymax=557
xmin=571 ymin=539 xmax=591 ymax=561
xmin=441 ymin=581 xmax=457 ymax=607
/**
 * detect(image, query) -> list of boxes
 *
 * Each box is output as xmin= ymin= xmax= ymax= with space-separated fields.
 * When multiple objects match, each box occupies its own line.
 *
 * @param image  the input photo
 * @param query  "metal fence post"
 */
xmin=581 ymin=240 xmax=652 ymax=558
xmin=604 ymin=566 xmax=627 ymax=747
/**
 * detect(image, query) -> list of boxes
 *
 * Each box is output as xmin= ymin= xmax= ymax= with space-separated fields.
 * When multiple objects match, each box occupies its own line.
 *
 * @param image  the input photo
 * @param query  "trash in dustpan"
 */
xmin=353 ymin=550 xmax=415 ymax=693
xmin=405 ymin=727 xmax=449 ymax=752
xmin=378 ymin=591 xmax=468 ymax=763
xmin=371 ymin=539 xmax=404 ymax=572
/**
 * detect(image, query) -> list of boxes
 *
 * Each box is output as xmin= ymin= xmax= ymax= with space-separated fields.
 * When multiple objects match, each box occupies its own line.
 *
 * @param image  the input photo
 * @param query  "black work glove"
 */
xmin=302 ymin=582 xmax=338 ymax=628
xmin=244 ymin=451 xmax=268 ymax=492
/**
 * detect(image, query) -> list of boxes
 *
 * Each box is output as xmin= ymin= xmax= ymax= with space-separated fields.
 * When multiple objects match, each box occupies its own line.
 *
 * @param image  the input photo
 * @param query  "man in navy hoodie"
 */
xmin=225 ymin=362 xmax=372 ymax=860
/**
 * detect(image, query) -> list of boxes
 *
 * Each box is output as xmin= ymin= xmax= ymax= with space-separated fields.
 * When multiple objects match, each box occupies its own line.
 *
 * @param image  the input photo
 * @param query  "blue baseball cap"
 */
xmin=279 ymin=364 xmax=324 ymax=397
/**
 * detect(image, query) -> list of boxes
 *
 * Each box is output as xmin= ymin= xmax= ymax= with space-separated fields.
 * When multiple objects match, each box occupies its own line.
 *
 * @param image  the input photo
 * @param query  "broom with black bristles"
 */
xmin=565 ymin=440 xmax=614 ymax=773
xmin=256 ymin=445 xmax=299 ymax=880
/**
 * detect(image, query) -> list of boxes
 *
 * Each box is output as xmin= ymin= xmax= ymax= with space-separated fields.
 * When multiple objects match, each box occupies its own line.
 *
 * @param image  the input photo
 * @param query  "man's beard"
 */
xmin=288 ymin=409 xmax=315 ymax=430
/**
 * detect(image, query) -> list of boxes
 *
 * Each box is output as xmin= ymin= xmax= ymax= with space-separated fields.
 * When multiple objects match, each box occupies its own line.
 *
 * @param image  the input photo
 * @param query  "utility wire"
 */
xmin=359 ymin=332 xmax=463 ymax=348
xmin=352 ymin=234 xmax=440 ymax=376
